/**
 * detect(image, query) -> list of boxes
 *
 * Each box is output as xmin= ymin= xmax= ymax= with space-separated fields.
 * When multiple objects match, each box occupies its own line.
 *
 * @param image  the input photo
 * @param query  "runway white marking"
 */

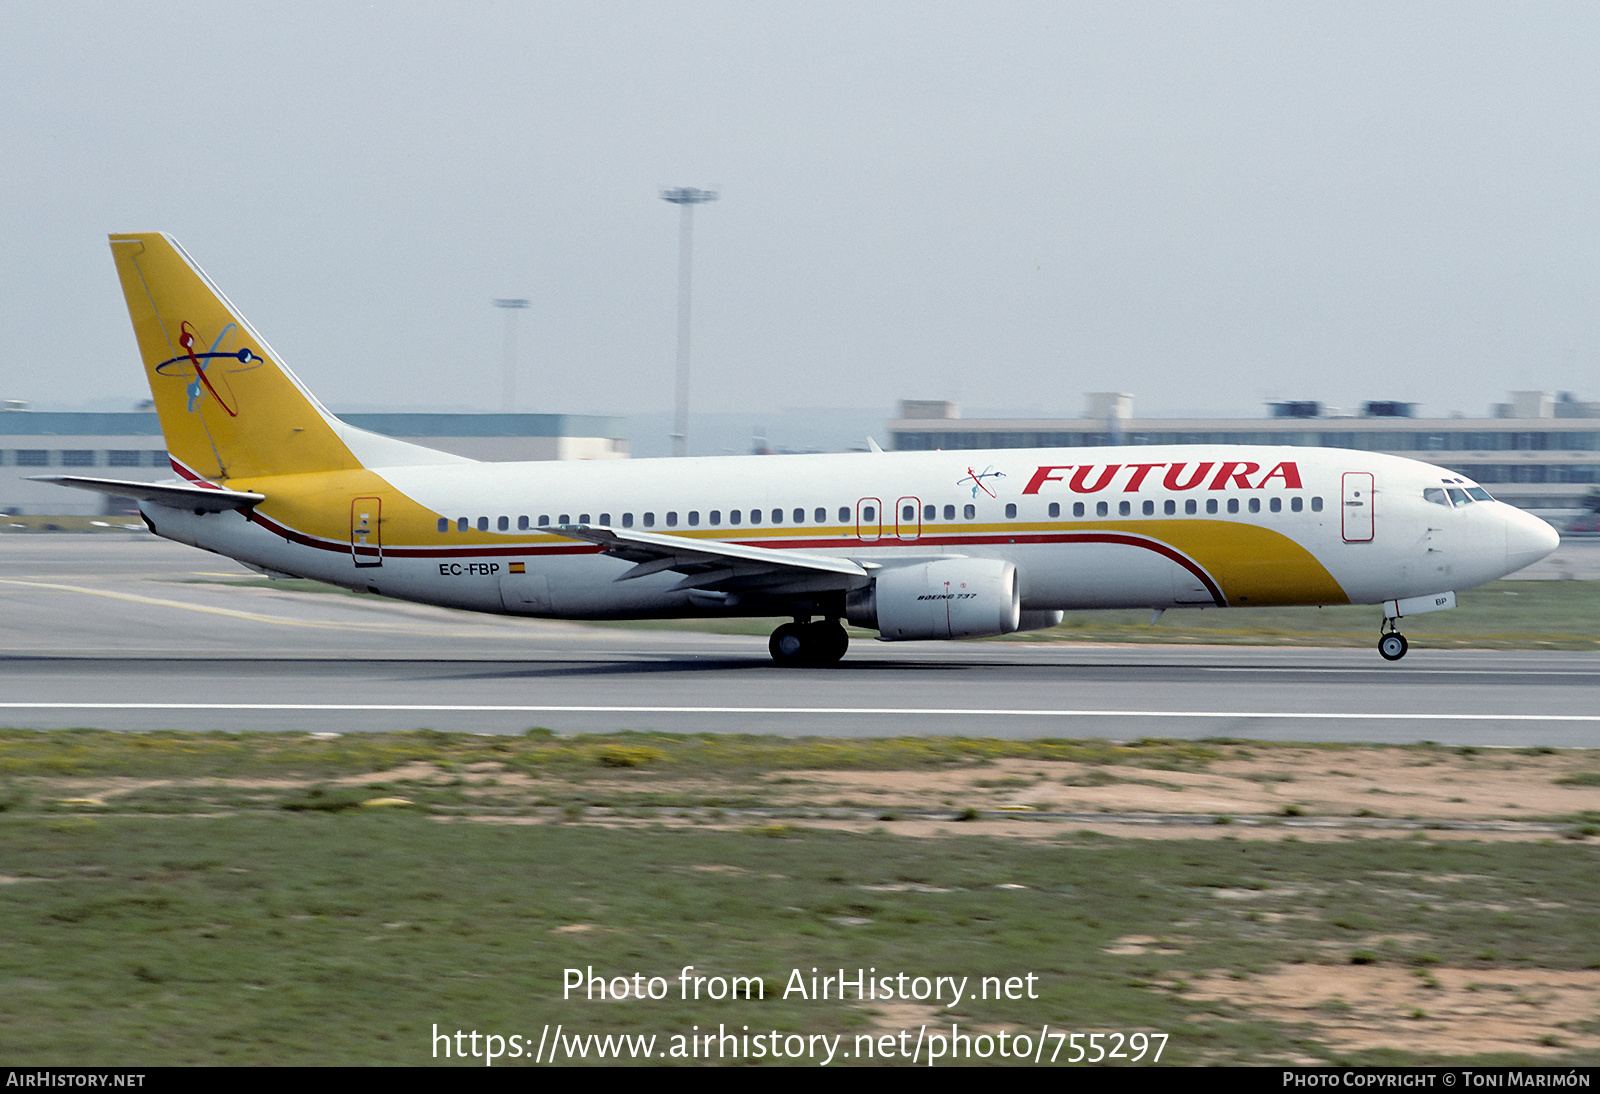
xmin=3 ymin=703 xmax=1599 ymax=722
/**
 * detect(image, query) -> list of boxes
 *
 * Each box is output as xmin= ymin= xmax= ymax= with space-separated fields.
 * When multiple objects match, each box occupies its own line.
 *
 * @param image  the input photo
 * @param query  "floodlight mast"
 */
xmin=660 ymin=187 xmax=718 ymax=457
xmin=492 ymin=298 xmax=529 ymax=412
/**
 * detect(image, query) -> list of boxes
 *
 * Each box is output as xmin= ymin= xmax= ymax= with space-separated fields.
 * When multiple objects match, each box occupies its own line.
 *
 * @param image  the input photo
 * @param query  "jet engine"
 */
xmin=848 ymin=558 xmax=1021 ymax=640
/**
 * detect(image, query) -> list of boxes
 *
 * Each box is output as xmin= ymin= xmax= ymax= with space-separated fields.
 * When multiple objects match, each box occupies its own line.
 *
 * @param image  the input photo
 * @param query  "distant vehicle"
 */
xmin=39 ymin=233 xmax=1559 ymax=664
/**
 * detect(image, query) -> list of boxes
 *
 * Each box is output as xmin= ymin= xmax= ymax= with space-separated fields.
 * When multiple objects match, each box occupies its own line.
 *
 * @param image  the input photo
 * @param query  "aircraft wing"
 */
xmin=28 ymin=475 xmax=265 ymax=513
xmin=553 ymin=524 xmax=871 ymax=593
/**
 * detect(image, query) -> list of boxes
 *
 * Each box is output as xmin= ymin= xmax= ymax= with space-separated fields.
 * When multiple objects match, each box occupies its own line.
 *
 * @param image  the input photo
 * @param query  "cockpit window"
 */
xmin=1423 ymin=488 xmax=1451 ymax=507
xmin=1447 ymin=488 xmax=1471 ymax=506
xmin=1467 ymin=487 xmax=1493 ymax=502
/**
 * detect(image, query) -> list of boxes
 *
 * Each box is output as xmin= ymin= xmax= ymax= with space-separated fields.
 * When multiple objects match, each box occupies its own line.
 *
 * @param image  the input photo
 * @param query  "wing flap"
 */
xmin=551 ymin=524 xmax=870 ymax=589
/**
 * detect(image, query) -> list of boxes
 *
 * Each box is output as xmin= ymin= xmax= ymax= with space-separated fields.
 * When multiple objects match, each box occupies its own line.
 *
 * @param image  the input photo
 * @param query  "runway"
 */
xmin=3 ymin=535 xmax=1598 ymax=745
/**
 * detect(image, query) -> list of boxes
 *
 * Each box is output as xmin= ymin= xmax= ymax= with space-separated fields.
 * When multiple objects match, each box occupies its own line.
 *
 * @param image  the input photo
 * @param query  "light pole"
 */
xmin=492 ymin=298 xmax=529 ymax=412
xmin=660 ymin=186 xmax=717 ymax=456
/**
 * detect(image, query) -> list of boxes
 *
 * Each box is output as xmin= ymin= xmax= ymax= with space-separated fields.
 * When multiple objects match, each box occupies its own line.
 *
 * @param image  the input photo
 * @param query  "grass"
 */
xmin=0 ymin=728 xmax=1241 ymax=781
xmin=0 ymin=731 xmax=1598 ymax=1065
xmin=2 ymin=813 xmax=1597 ymax=1065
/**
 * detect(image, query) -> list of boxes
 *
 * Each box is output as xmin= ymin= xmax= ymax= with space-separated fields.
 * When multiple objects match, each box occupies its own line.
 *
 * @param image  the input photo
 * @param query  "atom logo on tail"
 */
xmin=153 ymin=320 xmax=264 ymax=417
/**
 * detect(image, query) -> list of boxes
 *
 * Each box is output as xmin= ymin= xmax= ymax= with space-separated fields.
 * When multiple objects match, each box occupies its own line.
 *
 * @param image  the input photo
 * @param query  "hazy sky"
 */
xmin=4 ymin=2 xmax=1599 ymax=438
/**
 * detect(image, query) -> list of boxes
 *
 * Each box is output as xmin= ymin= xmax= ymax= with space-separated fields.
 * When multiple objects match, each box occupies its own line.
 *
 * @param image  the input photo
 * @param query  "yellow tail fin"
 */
xmin=110 ymin=233 xmax=363 ymax=481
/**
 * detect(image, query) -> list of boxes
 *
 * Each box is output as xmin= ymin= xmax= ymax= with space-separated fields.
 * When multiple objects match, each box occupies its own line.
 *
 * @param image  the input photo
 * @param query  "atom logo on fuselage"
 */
xmin=153 ymin=321 xmax=263 ymax=417
xmin=959 ymin=465 xmax=1006 ymax=498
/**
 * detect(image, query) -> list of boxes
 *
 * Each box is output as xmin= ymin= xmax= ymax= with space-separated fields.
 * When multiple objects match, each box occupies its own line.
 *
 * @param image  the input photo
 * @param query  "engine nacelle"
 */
xmin=1016 ymin=609 xmax=1064 ymax=632
xmin=848 ymin=558 xmax=1021 ymax=641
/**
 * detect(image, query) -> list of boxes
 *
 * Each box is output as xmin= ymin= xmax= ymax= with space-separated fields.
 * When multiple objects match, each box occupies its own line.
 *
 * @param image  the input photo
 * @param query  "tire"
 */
xmin=810 ymin=620 xmax=849 ymax=665
xmin=769 ymin=622 xmax=808 ymax=665
xmin=769 ymin=621 xmax=849 ymax=666
xmin=1378 ymin=632 xmax=1408 ymax=661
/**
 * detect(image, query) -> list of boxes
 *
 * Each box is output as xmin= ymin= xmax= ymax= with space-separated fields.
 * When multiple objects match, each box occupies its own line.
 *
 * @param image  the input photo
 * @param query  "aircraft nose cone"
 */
xmin=1505 ymin=508 xmax=1560 ymax=575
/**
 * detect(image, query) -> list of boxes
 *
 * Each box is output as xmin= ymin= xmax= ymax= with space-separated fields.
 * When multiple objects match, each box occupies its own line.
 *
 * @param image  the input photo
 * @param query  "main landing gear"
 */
xmin=1377 ymin=618 xmax=1409 ymax=662
xmin=769 ymin=619 xmax=850 ymax=666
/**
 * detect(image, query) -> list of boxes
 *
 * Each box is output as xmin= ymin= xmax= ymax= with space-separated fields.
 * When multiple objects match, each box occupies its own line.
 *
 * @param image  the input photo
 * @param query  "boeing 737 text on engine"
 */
xmin=37 ymin=234 xmax=1559 ymax=665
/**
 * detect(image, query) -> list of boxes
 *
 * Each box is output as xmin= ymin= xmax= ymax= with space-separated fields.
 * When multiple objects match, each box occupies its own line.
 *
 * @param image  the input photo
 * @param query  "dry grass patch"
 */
xmin=1187 ymin=965 xmax=1600 ymax=1058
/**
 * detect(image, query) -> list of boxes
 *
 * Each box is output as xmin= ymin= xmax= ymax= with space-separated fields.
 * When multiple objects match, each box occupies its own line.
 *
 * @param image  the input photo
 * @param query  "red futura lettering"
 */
xmin=1122 ymin=463 xmax=1167 ymax=491
xmin=1163 ymin=462 xmax=1213 ymax=491
xmin=1209 ymin=461 xmax=1261 ymax=490
xmin=1069 ymin=464 xmax=1121 ymax=493
xmin=1258 ymin=461 xmax=1303 ymax=488
xmin=1024 ymin=459 xmax=1300 ymax=494
xmin=1022 ymin=466 xmax=1073 ymax=494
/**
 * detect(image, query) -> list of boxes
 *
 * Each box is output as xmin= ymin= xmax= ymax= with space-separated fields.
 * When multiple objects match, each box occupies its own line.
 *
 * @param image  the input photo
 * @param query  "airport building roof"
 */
xmin=0 ymin=409 xmax=625 ymax=439
xmin=1 ymin=409 xmax=630 ymax=516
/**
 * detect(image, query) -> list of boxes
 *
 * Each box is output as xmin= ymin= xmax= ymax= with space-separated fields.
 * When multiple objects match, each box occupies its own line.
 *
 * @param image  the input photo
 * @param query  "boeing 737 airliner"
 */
xmin=38 ymin=233 xmax=1560 ymax=664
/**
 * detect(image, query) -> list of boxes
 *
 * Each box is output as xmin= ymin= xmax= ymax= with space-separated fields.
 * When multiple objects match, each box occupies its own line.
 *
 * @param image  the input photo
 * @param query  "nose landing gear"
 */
xmin=1378 ymin=619 xmax=1409 ymax=662
xmin=769 ymin=619 xmax=850 ymax=666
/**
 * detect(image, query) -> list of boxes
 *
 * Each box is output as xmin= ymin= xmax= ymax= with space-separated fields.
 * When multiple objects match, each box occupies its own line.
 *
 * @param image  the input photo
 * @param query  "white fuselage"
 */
xmin=142 ymin=445 xmax=1559 ymax=628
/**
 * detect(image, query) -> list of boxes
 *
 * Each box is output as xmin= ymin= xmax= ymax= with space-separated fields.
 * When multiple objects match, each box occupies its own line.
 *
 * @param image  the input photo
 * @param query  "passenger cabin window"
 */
xmin=1048 ymin=502 xmax=1060 ymax=517
xmin=1096 ymin=501 xmax=1108 ymax=517
xmin=1073 ymin=502 xmax=1085 ymax=517
xmin=771 ymin=509 xmax=782 ymax=523
xmin=1185 ymin=500 xmax=1198 ymax=515
xmin=666 ymin=512 xmax=678 ymax=527
xmin=643 ymin=512 xmax=654 ymax=527
xmin=1291 ymin=497 xmax=1303 ymax=512
xmin=1205 ymin=500 xmax=1218 ymax=515
xmin=559 ymin=514 xmax=570 ymax=525
xmin=1120 ymin=501 xmax=1132 ymax=516
xmin=518 ymin=516 xmax=529 ymax=530
xmin=1164 ymin=500 xmax=1176 ymax=515
xmin=599 ymin=513 xmax=611 ymax=526
xmin=1311 ymin=497 xmax=1324 ymax=511
xmin=622 ymin=513 xmax=634 ymax=528
xmin=688 ymin=511 xmax=700 ymax=526
xmin=710 ymin=510 xmax=722 ymax=525
xmin=477 ymin=517 xmax=489 ymax=531
xmin=944 ymin=504 xmax=956 ymax=520
xmin=538 ymin=515 xmax=550 ymax=527
xmin=498 ymin=516 xmax=509 ymax=531
xmin=861 ymin=506 xmax=874 ymax=522
xmin=839 ymin=507 xmax=851 ymax=522
xmin=579 ymin=513 xmax=590 ymax=524
xmin=437 ymin=518 xmax=448 ymax=533
xmin=795 ymin=509 xmax=806 ymax=523
xmin=1142 ymin=500 xmax=1154 ymax=516
xmin=923 ymin=504 xmax=935 ymax=520
xmin=750 ymin=509 xmax=761 ymax=524
xmin=1227 ymin=498 xmax=1239 ymax=514
xmin=729 ymin=510 xmax=741 ymax=525
xmin=1248 ymin=498 xmax=1260 ymax=513
xmin=457 ymin=518 xmax=469 ymax=532
xmin=963 ymin=504 xmax=975 ymax=519
xmin=1005 ymin=503 xmax=1017 ymax=518
xmin=815 ymin=508 xmax=827 ymax=523
xmin=1269 ymin=498 xmax=1282 ymax=513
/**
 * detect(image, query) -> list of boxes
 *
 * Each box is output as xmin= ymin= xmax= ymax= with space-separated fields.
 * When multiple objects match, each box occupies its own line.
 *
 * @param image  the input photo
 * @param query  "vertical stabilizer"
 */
xmin=109 ymin=233 xmax=363 ymax=481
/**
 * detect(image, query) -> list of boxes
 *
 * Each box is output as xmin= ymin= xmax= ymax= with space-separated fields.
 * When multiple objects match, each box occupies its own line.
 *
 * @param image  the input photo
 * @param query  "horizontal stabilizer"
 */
xmin=29 ymin=475 xmax=265 ymax=513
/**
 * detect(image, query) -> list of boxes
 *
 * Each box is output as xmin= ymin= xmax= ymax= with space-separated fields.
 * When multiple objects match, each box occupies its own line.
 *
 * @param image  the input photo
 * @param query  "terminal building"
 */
xmin=888 ymin=392 xmax=1600 ymax=513
xmin=1 ymin=405 xmax=628 ymax=516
